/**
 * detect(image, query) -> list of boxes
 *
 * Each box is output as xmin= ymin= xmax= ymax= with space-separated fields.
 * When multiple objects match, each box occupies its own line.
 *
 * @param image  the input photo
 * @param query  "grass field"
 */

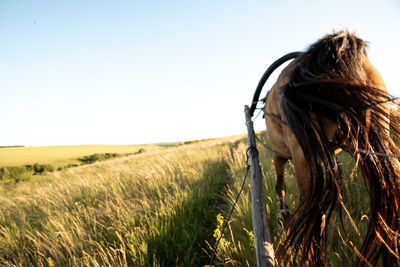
xmin=0 ymin=133 xmax=374 ymax=266
xmin=0 ymin=144 xmax=157 ymax=168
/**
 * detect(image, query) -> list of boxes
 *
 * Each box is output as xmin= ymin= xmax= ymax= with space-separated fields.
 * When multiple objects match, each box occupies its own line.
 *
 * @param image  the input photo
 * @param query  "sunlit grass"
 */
xmin=0 ymin=133 xmax=374 ymax=266
xmin=0 ymin=137 xmax=241 ymax=266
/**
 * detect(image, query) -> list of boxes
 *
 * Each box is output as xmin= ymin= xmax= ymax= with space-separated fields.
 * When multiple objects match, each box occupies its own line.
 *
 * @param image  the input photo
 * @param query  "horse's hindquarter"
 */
xmin=265 ymin=87 xmax=292 ymax=159
xmin=265 ymin=59 xmax=316 ymax=196
xmin=265 ymin=60 xmax=301 ymax=160
xmin=265 ymin=86 xmax=312 ymax=195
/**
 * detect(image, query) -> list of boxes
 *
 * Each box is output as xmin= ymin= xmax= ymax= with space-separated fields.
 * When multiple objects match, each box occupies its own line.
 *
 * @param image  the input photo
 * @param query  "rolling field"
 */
xmin=0 ymin=133 xmax=372 ymax=266
xmin=0 ymin=144 xmax=157 ymax=168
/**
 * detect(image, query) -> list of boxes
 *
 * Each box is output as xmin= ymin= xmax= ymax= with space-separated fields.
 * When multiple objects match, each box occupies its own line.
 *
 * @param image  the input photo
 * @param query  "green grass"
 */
xmin=0 ymin=133 xmax=377 ymax=266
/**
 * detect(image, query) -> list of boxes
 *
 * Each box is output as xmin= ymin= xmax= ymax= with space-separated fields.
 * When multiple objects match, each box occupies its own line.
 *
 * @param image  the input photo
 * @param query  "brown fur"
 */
xmin=265 ymin=30 xmax=400 ymax=266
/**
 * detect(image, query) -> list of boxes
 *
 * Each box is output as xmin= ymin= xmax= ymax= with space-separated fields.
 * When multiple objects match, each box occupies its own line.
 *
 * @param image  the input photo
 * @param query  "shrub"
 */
xmin=66 ymin=164 xmax=79 ymax=168
xmin=135 ymin=148 xmax=145 ymax=154
xmin=24 ymin=164 xmax=33 ymax=171
xmin=78 ymin=153 xmax=121 ymax=165
xmin=0 ymin=166 xmax=30 ymax=181
xmin=33 ymin=163 xmax=54 ymax=174
xmin=45 ymin=164 xmax=55 ymax=172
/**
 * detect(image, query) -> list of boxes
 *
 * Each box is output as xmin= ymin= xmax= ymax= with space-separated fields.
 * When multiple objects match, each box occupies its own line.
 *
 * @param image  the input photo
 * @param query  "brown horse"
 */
xmin=264 ymin=30 xmax=400 ymax=266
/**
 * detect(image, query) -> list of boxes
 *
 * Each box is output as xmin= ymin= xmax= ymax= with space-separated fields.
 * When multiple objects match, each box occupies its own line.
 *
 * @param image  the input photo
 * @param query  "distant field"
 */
xmin=0 ymin=144 xmax=157 ymax=167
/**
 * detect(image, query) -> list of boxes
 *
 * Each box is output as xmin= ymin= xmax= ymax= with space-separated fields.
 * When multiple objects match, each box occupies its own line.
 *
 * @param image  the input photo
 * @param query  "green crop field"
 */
xmin=0 ymin=133 xmax=373 ymax=266
xmin=0 ymin=144 xmax=157 ymax=168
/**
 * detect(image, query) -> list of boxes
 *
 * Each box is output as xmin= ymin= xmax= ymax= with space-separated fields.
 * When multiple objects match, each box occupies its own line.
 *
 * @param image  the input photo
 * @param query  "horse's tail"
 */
xmin=276 ymin=79 xmax=400 ymax=266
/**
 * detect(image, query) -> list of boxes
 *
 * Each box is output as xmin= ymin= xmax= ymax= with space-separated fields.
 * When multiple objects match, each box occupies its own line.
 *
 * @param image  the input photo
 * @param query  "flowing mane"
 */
xmin=291 ymin=30 xmax=368 ymax=84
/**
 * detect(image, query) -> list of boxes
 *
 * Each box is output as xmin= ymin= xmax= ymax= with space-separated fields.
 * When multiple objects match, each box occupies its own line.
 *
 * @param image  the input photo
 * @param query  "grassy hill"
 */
xmin=0 ymin=144 xmax=156 ymax=168
xmin=0 ymin=133 xmax=371 ymax=266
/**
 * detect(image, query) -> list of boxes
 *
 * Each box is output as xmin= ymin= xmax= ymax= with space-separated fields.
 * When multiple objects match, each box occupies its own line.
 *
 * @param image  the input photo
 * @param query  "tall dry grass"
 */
xmin=0 ymin=133 xmax=374 ymax=266
xmin=0 ymin=137 xmax=241 ymax=266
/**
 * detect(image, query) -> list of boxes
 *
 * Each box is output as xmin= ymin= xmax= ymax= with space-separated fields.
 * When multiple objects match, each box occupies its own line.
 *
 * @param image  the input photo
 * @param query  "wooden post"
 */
xmin=244 ymin=105 xmax=275 ymax=267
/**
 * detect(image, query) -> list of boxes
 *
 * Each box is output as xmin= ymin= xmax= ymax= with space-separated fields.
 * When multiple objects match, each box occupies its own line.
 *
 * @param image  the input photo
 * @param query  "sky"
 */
xmin=0 ymin=1 xmax=399 ymax=146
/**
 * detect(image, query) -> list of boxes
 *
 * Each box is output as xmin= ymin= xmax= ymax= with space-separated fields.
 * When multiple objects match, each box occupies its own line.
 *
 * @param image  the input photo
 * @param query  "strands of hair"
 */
xmin=276 ymin=30 xmax=400 ymax=266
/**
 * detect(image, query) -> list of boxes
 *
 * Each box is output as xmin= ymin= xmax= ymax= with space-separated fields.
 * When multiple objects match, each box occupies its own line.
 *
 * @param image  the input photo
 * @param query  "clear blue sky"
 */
xmin=1 ymin=1 xmax=399 ymax=146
